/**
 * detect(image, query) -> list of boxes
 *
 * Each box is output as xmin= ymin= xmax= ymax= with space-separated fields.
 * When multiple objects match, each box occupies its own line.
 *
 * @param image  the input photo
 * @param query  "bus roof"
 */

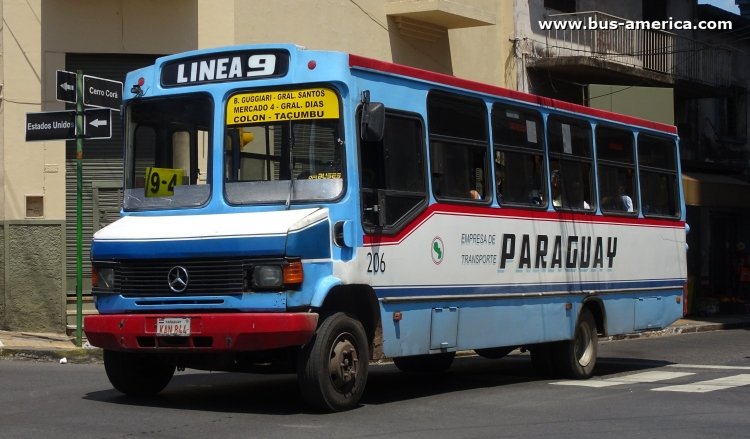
xmin=349 ymin=54 xmax=678 ymax=136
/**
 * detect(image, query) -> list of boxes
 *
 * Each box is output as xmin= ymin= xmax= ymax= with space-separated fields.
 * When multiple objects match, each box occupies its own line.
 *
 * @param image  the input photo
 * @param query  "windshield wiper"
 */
xmin=285 ymin=124 xmax=295 ymax=210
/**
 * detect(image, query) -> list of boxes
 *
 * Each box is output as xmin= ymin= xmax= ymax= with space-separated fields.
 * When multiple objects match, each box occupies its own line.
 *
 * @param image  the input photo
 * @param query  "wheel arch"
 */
xmin=582 ymin=296 xmax=607 ymax=336
xmin=316 ymin=284 xmax=381 ymax=351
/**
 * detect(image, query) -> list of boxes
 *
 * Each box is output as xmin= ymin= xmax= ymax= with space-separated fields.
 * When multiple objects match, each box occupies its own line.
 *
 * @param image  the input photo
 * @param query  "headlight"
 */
xmin=251 ymin=265 xmax=283 ymax=289
xmin=248 ymin=260 xmax=304 ymax=291
xmin=92 ymin=266 xmax=116 ymax=290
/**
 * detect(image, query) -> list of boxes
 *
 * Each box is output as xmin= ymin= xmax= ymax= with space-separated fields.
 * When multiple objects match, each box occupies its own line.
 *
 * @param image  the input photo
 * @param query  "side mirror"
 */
xmin=360 ymin=95 xmax=385 ymax=142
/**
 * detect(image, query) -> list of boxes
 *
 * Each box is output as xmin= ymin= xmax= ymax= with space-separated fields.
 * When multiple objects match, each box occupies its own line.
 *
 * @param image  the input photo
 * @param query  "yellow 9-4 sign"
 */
xmin=145 ymin=167 xmax=184 ymax=197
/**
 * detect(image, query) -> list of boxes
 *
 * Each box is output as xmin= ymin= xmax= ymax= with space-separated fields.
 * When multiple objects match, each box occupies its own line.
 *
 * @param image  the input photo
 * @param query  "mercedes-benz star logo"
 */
xmin=167 ymin=266 xmax=189 ymax=293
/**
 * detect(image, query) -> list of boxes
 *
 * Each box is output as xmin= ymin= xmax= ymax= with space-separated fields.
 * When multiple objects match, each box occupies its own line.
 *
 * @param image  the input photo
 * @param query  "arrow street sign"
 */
xmin=56 ymin=70 xmax=77 ymax=104
xmin=25 ymin=110 xmax=76 ymax=141
xmin=83 ymin=75 xmax=123 ymax=111
xmin=83 ymin=108 xmax=112 ymax=139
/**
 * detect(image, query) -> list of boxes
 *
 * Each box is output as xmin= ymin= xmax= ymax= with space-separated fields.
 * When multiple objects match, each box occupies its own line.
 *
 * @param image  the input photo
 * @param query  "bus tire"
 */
xmin=297 ymin=312 xmax=369 ymax=412
xmin=392 ymin=352 xmax=455 ymax=373
xmin=103 ymin=350 xmax=175 ymax=395
xmin=554 ymin=308 xmax=598 ymax=379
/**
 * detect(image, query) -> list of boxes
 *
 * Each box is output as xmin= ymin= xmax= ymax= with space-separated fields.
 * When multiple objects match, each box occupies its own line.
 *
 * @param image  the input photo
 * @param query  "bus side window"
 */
xmin=547 ymin=116 xmax=594 ymax=211
xmin=427 ymin=92 xmax=489 ymax=203
xmin=491 ymin=104 xmax=545 ymax=207
xmin=638 ymin=135 xmax=679 ymax=218
xmin=597 ymin=126 xmax=636 ymax=215
xmin=359 ymin=111 xmax=427 ymax=232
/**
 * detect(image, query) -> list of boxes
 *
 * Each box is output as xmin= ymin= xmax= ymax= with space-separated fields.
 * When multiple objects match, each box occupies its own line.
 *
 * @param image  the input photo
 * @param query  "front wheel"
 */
xmin=297 ymin=313 xmax=369 ymax=412
xmin=103 ymin=350 xmax=175 ymax=395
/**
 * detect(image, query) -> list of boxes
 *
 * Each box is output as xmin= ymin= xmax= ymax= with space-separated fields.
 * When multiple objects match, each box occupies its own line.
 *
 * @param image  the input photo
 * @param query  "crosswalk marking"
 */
xmin=552 ymin=371 xmax=694 ymax=388
xmin=667 ymin=364 xmax=750 ymax=371
xmin=652 ymin=374 xmax=750 ymax=393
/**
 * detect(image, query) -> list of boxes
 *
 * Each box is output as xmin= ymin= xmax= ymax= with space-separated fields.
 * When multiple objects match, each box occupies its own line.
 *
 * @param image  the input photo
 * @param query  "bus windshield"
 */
xmin=224 ymin=87 xmax=344 ymax=204
xmin=123 ymin=94 xmax=212 ymax=211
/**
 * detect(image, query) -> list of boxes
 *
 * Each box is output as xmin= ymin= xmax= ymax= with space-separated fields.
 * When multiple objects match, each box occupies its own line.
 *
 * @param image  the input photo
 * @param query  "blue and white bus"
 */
xmin=84 ymin=44 xmax=687 ymax=411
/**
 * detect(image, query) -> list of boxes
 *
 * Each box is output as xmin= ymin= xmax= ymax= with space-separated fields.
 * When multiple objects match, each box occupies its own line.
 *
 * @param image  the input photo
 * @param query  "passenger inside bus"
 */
xmin=551 ymin=169 xmax=562 ymax=207
xmin=551 ymin=168 xmax=591 ymax=210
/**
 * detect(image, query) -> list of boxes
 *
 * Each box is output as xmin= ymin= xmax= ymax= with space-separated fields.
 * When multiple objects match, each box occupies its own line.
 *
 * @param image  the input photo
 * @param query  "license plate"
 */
xmin=156 ymin=317 xmax=191 ymax=336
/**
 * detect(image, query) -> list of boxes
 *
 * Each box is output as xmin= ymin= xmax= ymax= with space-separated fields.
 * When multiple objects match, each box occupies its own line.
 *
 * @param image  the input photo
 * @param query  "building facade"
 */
xmin=512 ymin=0 xmax=750 ymax=315
xmin=0 ymin=0 xmax=512 ymax=332
xmin=2 ymin=0 xmax=747 ymax=332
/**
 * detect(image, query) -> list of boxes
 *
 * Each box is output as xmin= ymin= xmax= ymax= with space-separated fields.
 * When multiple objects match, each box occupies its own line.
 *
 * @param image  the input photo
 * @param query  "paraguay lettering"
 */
xmin=498 ymin=234 xmax=618 ymax=270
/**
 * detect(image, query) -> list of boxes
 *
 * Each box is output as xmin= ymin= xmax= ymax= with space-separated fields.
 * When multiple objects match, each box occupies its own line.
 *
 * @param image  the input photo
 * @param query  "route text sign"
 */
xmin=25 ymin=111 xmax=76 ymax=141
xmin=83 ymin=75 xmax=123 ymax=111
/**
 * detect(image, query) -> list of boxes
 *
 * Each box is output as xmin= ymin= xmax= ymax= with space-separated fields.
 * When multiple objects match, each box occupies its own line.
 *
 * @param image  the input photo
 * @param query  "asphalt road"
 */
xmin=1 ymin=329 xmax=748 ymax=439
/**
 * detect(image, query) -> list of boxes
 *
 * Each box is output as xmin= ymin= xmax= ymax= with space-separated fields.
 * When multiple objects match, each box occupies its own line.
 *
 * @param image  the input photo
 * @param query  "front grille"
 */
xmin=116 ymin=259 xmax=248 ymax=296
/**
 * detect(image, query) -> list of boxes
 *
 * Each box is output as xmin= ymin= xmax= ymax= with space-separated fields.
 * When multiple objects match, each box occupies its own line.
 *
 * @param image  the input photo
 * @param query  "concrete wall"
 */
xmin=450 ymin=0 xmax=515 ymax=87
xmin=0 ymin=225 xmax=5 ymax=328
xmin=588 ymin=85 xmax=675 ymax=125
xmin=3 ymin=223 xmax=64 ymax=332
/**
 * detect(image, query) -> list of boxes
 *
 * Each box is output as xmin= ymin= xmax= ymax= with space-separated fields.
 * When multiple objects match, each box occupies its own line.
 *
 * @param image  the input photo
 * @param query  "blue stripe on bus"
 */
xmin=286 ymin=219 xmax=331 ymax=259
xmin=373 ymin=278 xmax=685 ymax=298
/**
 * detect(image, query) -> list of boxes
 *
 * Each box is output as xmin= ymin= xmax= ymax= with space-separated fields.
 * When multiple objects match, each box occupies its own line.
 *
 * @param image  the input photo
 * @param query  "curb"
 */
xmin=0 ymin=347 xmax=103 ymax=363
xmin=604 ymin=320 xmax=749 ymax=342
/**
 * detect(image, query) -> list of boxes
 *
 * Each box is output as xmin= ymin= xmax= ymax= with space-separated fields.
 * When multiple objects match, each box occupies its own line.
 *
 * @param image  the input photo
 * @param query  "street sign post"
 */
xmin=26 ymin=72 xmax=120 ymax=347
xmin=25 ymin=110 xmax=76 ymax=141
xmin=56 ymin=70 xmax=77 ymax=104
xmin=83 ymin=75 xmax=123 ymax=111
xmin=83 ymin=108 xmax=112 ymax=139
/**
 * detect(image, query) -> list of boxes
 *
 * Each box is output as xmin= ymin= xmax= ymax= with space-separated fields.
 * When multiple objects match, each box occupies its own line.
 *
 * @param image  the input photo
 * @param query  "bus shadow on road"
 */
xmin=361 ymin=354 xmax=674 ymax=405
xmin=83 ymin=353 xmax=674 ymax=413
xmin=84 ymin=372 xmax=309 ymax=415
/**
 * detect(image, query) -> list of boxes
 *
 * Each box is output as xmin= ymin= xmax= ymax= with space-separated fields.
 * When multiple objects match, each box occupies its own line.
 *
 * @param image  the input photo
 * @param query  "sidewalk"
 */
xmin=0 ymin=331 xmax=102 ymax=363
xmin=1 ymin=315 xmax=749 ymax=364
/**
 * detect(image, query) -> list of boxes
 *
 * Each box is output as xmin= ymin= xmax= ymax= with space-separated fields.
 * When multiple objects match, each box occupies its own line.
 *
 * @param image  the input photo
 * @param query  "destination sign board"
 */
xmin=226 ymin=87 xmax=339 ymax=125
xmin=161 ymin=49 xmax=289 ymax=87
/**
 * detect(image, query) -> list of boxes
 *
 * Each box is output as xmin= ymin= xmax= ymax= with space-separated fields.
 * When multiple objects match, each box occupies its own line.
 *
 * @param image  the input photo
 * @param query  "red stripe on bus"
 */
xmin=349 ymin=54 xmax=678 ymax=135
xmin=363 ymin=203 xmax=685 ymax=246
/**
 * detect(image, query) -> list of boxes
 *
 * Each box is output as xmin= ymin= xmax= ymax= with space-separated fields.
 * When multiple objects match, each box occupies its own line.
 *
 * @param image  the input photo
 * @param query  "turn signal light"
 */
xmin=283 ymin=260 xmax=304 ymax=287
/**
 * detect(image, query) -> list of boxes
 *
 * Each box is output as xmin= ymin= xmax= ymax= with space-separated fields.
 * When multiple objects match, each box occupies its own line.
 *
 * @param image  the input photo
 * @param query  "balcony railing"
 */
xmin=538 ymin=11 xmax=733 ymax=87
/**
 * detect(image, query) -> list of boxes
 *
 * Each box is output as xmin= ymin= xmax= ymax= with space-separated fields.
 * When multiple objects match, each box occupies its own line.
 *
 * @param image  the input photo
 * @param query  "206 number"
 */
xmin=367 ymin=252 xmax=386 ymax=273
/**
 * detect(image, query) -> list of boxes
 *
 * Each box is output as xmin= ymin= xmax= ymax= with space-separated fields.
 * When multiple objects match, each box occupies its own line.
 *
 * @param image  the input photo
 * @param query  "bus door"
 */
xmin=358 ymin=109 xmax=427 ymax=237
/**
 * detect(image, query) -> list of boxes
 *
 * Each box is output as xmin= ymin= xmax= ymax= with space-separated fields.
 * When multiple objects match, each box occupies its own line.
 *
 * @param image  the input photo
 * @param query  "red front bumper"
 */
xmin=84 ymin=312 xmax=318 ymax=352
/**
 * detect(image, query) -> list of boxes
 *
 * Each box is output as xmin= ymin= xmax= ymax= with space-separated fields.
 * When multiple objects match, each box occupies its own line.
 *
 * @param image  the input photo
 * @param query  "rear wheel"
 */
xmin=297 ymin=313 xmax=369 ymax=412
xmin=554 ymin=308 xmax=598 ymax=379
xmin=392 ymin=352 xmax=455 ymax=373
xmin=103 ymin=350 xmax=175 ymax=395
